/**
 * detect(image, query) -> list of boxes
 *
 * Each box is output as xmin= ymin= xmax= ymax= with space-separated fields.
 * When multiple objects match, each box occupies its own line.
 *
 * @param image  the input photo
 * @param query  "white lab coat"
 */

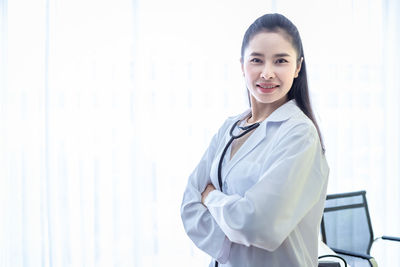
xmin=181 ymin=100 xmax=329 ymax=267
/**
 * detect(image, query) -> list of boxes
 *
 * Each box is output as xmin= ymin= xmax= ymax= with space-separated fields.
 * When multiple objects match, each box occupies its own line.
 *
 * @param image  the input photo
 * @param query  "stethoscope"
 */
xmin=215 ymin=118 xmax=260 ymax=267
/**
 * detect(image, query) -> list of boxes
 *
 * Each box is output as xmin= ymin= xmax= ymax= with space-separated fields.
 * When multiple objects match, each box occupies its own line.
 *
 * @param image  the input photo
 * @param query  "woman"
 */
xmin=181 ymin=13 xmax=329 ymax=266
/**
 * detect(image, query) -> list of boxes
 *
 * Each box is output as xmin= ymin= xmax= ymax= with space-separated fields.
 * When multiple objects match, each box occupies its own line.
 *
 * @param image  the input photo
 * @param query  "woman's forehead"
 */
xmin=246 ymin=31 xmax=296 ymax=56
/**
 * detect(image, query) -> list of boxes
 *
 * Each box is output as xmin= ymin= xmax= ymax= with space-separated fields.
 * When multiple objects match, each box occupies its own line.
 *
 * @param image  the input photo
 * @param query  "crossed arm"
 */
xmin=201 ymin=184 xmax=216 ymax=205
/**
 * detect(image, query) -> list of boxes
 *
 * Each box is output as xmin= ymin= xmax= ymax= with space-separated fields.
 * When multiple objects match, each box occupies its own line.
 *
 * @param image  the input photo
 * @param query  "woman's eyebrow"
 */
xmin=274 ymin=53 xmax=291 ymax=57
xmin=249 ymin=52 xmax=265 ymax=57
xmin=249 ymin=52 xmax=292 ymax=57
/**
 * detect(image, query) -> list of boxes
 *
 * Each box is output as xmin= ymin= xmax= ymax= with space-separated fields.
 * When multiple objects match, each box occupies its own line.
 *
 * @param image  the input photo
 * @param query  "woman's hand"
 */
xmin=201 ymin=183 xmax=216 ymax=205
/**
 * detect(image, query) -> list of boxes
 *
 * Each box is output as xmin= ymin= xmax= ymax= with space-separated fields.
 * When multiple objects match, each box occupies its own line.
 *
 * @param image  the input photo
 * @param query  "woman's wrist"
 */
xmin=201 ymin=184 xmax=216 ymax=205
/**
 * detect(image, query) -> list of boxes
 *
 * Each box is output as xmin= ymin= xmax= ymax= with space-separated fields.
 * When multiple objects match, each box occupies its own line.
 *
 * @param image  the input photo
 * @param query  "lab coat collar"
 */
xmin=222 ymin=100 xmax=301 ymax=180
xmin=265 ymin=99 xmax=300 ymax=123
xmin=234 ymin=99 xmax=299 ymax=124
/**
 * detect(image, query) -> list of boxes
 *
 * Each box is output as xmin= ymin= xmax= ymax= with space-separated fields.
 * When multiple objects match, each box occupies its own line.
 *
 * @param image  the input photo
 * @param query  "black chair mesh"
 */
xmin=323 ymin=193 xmax=372 ymax=255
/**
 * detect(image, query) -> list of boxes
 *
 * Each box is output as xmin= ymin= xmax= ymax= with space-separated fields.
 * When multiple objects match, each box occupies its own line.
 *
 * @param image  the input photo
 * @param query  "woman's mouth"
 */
xmin=256 ymin=84 xmax=279 ymax=93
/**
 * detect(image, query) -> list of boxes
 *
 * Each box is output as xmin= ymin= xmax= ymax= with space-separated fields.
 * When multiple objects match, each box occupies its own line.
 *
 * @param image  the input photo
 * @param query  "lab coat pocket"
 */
xmin=229 ymin=161 xmax=262 ymax=196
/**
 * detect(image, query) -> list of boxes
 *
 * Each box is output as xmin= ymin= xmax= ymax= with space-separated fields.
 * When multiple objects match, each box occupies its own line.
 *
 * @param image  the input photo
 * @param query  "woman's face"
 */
xmin=241 ymin=30 xmax=302 ymax=109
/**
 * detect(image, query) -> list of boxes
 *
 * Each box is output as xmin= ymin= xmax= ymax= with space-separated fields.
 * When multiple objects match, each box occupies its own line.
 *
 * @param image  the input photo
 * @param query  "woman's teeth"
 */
xmin=258 ymin=85 xmax=278 ymax=89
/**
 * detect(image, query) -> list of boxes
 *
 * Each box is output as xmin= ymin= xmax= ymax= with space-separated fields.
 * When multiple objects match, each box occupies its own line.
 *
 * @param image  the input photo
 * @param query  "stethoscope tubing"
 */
xmin=217 ymin=119 xmax=260 ymax=190
xmin=215 ymin=119 xmax=260 ymax=266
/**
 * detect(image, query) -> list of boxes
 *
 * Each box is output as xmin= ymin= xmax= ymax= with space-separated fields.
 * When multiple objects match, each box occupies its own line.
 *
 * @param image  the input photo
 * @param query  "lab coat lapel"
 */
xmin=220 ymin=100 xmax=298 ymax=182
xmin=223 ymin=123 xmax=267 ymax=179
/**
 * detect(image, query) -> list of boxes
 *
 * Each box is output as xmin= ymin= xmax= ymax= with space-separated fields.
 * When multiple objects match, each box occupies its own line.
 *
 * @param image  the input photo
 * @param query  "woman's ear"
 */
xmin=294 ymin=57 xmax=303 ymax=78
xmin=240 ymin=58 xmax=245 ymax=76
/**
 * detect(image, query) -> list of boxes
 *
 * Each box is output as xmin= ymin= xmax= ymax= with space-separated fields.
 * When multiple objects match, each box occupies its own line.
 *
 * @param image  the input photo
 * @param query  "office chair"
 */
xmin=321 ymin=190 xmax=400 ymax=267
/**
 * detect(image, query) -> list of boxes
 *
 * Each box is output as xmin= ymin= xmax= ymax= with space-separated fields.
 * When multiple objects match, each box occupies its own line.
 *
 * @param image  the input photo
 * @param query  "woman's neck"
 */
xmin=247 ymin=96 xmax=288 ymax=124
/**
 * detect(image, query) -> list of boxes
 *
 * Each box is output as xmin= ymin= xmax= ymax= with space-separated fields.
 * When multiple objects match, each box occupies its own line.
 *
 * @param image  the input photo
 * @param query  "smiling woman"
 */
xmin=181 ymin=13 xmax=329 ymax=267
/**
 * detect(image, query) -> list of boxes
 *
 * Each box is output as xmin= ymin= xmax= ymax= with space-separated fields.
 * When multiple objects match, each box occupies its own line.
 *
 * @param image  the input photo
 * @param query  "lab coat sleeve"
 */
xmin=180 ymin=121 xmax=232 ymax=262
xmin=204 ymin=122 xmax=328 ymax=251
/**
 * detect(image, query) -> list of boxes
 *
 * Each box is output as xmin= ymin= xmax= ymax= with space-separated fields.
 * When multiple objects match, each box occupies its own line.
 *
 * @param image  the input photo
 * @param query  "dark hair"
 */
xmin=241 ymin=13 xmax=325 ymax=152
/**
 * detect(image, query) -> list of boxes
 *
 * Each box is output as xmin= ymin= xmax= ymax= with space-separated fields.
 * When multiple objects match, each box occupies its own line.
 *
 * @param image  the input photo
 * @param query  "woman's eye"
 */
xmin=276 ymin=58 xmax=288 ymax=64
xmin=250 ymin=58 xmax=262 ymax=63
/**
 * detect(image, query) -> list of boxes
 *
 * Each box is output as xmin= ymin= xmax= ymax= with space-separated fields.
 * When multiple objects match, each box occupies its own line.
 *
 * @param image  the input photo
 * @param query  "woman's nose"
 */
xmin=260 ymin=65 xmax=275 ymax=79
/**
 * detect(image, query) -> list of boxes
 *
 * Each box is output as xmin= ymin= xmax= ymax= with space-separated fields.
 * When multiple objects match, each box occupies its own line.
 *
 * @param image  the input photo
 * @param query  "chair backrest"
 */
xmin=321 ymin=190 xmax=374 ymax=255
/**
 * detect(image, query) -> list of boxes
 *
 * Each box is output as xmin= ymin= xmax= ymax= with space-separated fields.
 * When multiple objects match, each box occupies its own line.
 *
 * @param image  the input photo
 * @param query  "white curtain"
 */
xmin=1 ymin=0 xmax=399 ymax=266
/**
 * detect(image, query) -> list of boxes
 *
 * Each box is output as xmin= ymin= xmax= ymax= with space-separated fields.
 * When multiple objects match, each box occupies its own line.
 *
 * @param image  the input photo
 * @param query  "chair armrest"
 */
xmin=318 ymin=254 xmax=346 ymax=267
xmin=318 ymin=261 xmax=341 ymax=267
xmin=382 ymin=235 xmax=400 ymax=242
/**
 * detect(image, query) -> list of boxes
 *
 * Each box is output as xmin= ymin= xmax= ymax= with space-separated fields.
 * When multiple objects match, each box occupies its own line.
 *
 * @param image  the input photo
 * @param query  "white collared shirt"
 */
xmin=181 ymin=100 xmax=329 ymax=267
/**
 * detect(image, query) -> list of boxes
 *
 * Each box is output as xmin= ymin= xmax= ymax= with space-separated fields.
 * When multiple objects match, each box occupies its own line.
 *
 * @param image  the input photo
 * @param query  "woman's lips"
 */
xmin=257 ymin=84 xmax=279 ymax=93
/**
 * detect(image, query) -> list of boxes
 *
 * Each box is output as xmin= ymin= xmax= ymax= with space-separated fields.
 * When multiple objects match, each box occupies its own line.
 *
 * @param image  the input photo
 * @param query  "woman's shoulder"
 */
xmin=211 ymin=109 xmax=249 ymax=140
xmin=227 ymin=108 xmax=252 ymax=121
xmin=279 ymin=102 xmax=319 ymax=140
xmin=219 ymin=108 xmax=252 ymax=128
